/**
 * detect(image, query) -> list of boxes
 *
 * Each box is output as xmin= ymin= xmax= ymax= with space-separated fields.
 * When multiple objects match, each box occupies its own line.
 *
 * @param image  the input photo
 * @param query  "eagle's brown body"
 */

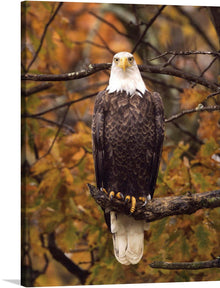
xmin=92 ymin=89 xmax=164 ymax=225
xmin=92 ymin=51 xmax=164 ymax=265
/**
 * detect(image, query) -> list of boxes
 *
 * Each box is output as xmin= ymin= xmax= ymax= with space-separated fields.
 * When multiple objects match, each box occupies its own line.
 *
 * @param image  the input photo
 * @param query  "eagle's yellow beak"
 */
xmin=118 ymin=57 xmax=131 ymax=72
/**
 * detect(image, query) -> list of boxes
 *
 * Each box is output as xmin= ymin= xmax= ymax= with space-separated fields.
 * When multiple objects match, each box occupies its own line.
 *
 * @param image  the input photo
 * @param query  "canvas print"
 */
xmin=21 ymin=1 xmax=220 ymax=286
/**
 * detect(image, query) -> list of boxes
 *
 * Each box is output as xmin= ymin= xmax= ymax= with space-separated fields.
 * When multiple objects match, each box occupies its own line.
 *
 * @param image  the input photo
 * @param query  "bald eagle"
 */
xmin=92 ymin=51 xmax=164 ymax=265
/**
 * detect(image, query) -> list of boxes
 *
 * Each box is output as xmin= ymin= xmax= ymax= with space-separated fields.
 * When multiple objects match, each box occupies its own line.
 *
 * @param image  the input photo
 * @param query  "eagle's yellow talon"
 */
xmin=139 ymin=196 xmax=146 ymax=202
xmin=101 ymin=188 xmax=108 ymax=195
xmin=130 ymin=196 xmax=136 ymax=214
xmin=109 ymin=191 xmax=115 ymax=200
xmin=116 ymin=192 xmax=124 ymax=200
xmin=125 ymin=195 xmax=131 ymax=203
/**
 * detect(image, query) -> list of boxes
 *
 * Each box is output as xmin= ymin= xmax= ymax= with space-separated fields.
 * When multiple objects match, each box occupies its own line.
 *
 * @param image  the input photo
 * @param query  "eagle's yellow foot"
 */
xmin=125 ymin=196 xmax=136 ymax=214
xmin=139 ymin=195 xmax=151 ymax=206
xmin=101 ymin=187 xmax=108 ymax=195
xmin=109 ymin=191 xmax=115 ymax=200
xmin=125 ymin=195 xmax=131 ymax=203
xmin=116 ymin=192 xmax=124 ymax=200
xmin=109 ymin=191 xmax=124 ymax=200
xmin=139 ymin=196 xmax=147 ymax=207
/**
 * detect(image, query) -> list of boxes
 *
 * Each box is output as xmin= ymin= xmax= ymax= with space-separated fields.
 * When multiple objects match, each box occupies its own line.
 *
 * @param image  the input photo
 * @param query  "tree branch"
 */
xmin=139 ymin=65 xmax=219 ymax=91
xmin=22 ymin=62 xmax=220 ymax=91
xmin=26 ymin=114 xmax=75 ymax=133
xmin=149 ymin=50 xmax=220 ymax=61
xmin=175 ymin=6 xmax=217 ymax=51
xmin=22 ymin=92 xmax=98 ymax=117
xmin=165 ymin=105 xmax=220 ymax=123
xmin=26 ymin=2 xmax=63 ymax=72
xmin=88 ymin=184 xmax=220 ymax=222
xmin=150 ymin=258 xmax=220 ymax=270
xmin=21 ymin=83 xmax=53 ymax=97
xmin=47 ymin=232 xmax=90 ymax=285
xmin=21 ymin=63 xmax=111 ymax=81
xmin=132 ymin=5 xmax=166 ymax=53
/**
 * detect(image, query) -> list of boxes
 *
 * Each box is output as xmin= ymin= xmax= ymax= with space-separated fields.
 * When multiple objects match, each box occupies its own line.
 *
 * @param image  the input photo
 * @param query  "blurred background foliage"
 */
xmin=21 ymin=1 xmax=220 ymax=286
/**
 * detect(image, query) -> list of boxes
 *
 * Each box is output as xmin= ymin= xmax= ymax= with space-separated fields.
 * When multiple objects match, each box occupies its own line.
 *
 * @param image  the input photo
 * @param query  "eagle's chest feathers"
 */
xmin=106 ymin=92 xmax=148 ymax=122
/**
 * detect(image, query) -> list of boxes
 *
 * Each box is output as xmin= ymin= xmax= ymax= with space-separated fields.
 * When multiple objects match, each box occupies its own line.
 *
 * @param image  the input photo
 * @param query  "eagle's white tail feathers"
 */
xmin=110 ymin=212 xmax=145 ymax=265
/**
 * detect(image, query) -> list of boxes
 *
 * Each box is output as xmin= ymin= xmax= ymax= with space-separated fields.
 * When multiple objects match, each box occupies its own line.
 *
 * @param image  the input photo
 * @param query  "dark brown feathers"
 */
xmin=92 ymin=89 xmax=164 ymax=200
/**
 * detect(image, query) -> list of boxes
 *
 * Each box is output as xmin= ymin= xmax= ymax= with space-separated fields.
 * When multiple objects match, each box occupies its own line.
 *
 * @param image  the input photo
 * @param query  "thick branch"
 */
xmin=21 ymin=63 xmax=220 ymax=91
xmin=88 ymin=184 xmax=220 ymax=222
xmin=21 ymin=63 xmax=111 ymax=81
xmin=150 ymin=258 xmax=220 ymax=270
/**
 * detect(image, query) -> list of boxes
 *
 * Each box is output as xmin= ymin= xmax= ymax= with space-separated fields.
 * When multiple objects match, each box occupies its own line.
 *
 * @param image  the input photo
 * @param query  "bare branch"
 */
xmin=95 ymin=30 xmax=115 ymax=55
xmin=89 ymin=11 xmax=129 ymax=38
xmin=26 ymin=114 xmax=75 ymax=133
xmin=26 ymin=2 xmax=63 ymax=72
xmin=205 ymin=90 xmax=220 ymax=101
xmin=48 ymin=232 xmax=90 ymax=284
xmin=38 ymin=105 xmax=70 ymax=160
xmin=21 ymin=63 xmax=111 ymax=81
xmin=88 ymin=184 xmax=220 ymax=223
xmin=22 ymin=92 xmax=97 ymax=117
xmin=165 ymin=105 xmax=220 ymax=123
xmin=22 ymin=62 xmax=220 ymax=91
xmin=143 ymin=75 xmax=183 ymax=92
xmin=150 ymin=258 xmax=220 ymax=270
xmin=149 ymin=50 xmax=220 ymax=61
xmin=132 ymin=5 xmax=166 ymax=53
xmin=192 ymin=56 xmax=219 ymax=88
xmin=21 ymin=83 xmax=53 ymax=97
xmin=171 ymin=121 xmax=204 ymax=145
xmin=175 ymin=6 xmax=217 ymax=51
xmin=139 ymin=65 xmax=219 ymax=91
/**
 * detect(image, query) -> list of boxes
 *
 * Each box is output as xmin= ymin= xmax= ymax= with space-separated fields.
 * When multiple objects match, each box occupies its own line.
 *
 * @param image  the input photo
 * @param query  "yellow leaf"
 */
xmin=61 ymin=167 xmax=74 ymax=185
xmin=180 ymin=88 xmax=207 ymax=109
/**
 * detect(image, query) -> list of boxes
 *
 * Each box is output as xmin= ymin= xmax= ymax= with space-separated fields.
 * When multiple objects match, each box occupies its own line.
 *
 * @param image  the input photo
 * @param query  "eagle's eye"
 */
xmin=128 ymin=57 xmax=134 ymax=63
xmin=114 ymin=57 xmax=119 ymax=63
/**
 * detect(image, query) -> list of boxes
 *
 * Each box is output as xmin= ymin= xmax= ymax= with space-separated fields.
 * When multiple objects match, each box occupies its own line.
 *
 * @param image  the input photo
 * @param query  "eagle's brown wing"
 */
xmin=92 ymin=90 xmax=106 ymax=189
xmin=148 ymin=92 xmax=165 ymax=198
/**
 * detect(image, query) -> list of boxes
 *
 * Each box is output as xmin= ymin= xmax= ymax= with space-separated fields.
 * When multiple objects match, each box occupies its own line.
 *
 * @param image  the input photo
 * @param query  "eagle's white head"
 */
xmin=107 ymin=51 xmax=147 ymax=97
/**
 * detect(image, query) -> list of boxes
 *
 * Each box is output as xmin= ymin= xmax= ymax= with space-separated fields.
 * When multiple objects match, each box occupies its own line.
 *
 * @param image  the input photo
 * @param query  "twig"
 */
xmin=72 ymin=39 xmax=109 ymax=50
xmin=192 ymin=56 xmax=219 ymax=88
xmin=139 ymin=65 xmax=220 ymax=91
xmin=26 ymin=115 xmax=75 ymax=133
xmin=21 ymin=83 xmax=53 ymax=97
xmin=171 ymin=121 xmax=204 ymax=144
xmin=40 ymin=105 xmax=70 ymax=159
xmin=165 ymin=105 xmax=220 ymax=123
xmin=89 ymin=11 xmax=129 ymax=38
xmin=48 ymin=232 xmax=90 ymax=284
xmin=149 ymin=50 xmax=220 ymax=61
xmin=142 ymin=75 xmax=183 ymax=92
xmin=175 ymin=6 xmax=217 ymax=51
xmin=26 ymin=2 xmax=63 ymax=72
xmin=22 ymin=92 xmax=97 ymax=118
xmin=88 ymin=184 xmax=220 ymax=222
xmin=150 ymin=258 xmax=220 ymax=270
xmin=95 ymin=30 xmax=115 ymax=55
xmin=132 ymin=5 xmax=166 ymax=53
xmin=205 ymin=90 xmax=220 ymax=101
